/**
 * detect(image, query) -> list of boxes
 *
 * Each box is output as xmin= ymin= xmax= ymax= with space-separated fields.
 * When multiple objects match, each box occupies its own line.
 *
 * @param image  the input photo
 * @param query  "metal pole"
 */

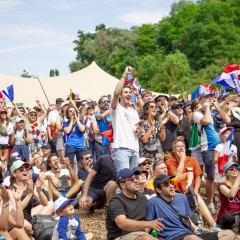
xmin=32 ymin=75 xmax=50 ymax=106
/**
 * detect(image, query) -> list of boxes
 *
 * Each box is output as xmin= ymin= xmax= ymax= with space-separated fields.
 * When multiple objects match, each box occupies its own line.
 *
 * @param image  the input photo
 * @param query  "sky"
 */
xmin=0 ymin=0 xmax=177 ymax=77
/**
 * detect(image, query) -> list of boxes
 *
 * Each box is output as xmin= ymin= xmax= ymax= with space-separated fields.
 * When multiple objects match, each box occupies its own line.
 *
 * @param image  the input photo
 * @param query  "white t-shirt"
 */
xmin=0 ymin=122 xmax=13 ymax=144
xmin=214 ymin=142 xmax=237 ymax=182
xmin=110 ymin=103 xmax=139 ymax=152
xmin=47 ymin=110 xmax=60 ymax=137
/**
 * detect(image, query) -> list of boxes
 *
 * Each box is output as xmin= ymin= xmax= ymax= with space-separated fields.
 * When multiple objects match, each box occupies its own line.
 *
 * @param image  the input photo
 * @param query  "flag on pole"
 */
xmin=1 ymin=84 xmax=14 ymax=103
xmin=211 ymin=64 xmax=240 ymax=91
xmin=218 ymin=127 xmax=234 ymax=174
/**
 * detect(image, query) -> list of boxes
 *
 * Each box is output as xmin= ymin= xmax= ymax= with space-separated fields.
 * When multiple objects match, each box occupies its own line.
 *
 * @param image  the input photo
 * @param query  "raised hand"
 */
xmin=35 ymin=176 xmax=44 ymax=190
xmin=1 ymin=187 xmax=10 ymax=202
xmin=26 ymin=179 xmax=34 ymax=195
xmin=13 ymin=183 xmax=24 ymax=201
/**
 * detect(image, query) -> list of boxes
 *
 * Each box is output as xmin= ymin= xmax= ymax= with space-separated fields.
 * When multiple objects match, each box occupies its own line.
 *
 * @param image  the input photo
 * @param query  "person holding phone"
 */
xmin=110 ymin=66 xmax=141 ymax=172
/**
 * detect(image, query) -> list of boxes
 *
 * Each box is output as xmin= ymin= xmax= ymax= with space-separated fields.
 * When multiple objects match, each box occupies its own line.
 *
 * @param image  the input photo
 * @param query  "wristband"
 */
xmin=37 ymin=188 xmax=42 ymax=193
xmin=2 ymin=203 xmax=9 ymax=208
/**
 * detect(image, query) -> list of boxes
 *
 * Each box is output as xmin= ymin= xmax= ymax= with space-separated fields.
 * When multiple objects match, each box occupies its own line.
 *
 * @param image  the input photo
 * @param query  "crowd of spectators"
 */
xmin=0 ymin=66 xmax=240 ymax=239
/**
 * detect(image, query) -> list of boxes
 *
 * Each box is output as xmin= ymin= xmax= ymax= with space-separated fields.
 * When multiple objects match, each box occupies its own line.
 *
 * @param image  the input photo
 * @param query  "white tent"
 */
xmin=0 ymin=61 xmax=119 ymax=107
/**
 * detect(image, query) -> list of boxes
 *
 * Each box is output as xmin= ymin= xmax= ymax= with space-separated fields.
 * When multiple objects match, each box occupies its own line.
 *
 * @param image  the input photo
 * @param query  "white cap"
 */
xmin=54 ymin=197 xmax=74 ymax=213
xmin=15 ymin=117 xmax=25 ymax=123
xmin=138 ymin=157 xmax=151 ymax=165
xmin=61 ymin=101 xmax=69 ymax=109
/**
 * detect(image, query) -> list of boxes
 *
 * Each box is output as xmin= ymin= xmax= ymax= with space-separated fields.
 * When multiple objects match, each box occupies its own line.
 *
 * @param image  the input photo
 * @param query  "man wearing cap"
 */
xmin=155 ymin=94 xmax=180 ymax=160
xmin=92 ymin=95 xmax=112 ymax=160
xmin=146 ymin=174 xmax=235 ymax=240
xmin=47 ymin=98 xmax=64 ymax=154
xmin=169 ymin=96 xmax=178 ymax=107
xmin=106 ymin=168 xmax=164 ymax=240
xmin=110 ymin=67 xmax=141 ymax=172
xmin=193 ymin=91 xmax=224 ymax=214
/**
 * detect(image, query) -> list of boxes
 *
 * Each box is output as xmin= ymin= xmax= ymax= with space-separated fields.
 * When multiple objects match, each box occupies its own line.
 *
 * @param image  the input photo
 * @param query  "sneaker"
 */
xmin=210 ymin=224 xmax=222 ymax=232
xmin=194 ymin=228 xmax=204 ymax=235
xmin=208 ymin=203 xmax=216 ymax=215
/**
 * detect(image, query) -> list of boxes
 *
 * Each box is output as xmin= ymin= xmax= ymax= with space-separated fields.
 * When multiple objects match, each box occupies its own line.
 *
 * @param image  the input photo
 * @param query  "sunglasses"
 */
xmin=88 ymin=106 xmax=95 ymax=110
xmin=140 ymin=161 xmax=152 ymax=166
xmin=81 ymin=104 xmax=87 ymax=107
xmin=228 ymin=167 xmax=239 ymax=171
xmin=160 ymin=180 xmax=174 ymax=188
xmin=175 ymin=106 xmax=183 ymax=110
xmin=84 ymin=156 xmax=93 ymax=160
xmin=121 ymin=176 xmax=137 ymax=183
xmin=101 ymin=100 xmax=110 ymax=104
xmin=29 ymin=113 xmax=37 ymax=117
xmin=149 ymin=105 xmax=157 ymax=109
xmin=17 ymin=167 xmax=31 ymax=172
xmin=13 ymin=154 xmax=22 ymax=159
xmin=157 ymin=98 xmax=166 ymax=102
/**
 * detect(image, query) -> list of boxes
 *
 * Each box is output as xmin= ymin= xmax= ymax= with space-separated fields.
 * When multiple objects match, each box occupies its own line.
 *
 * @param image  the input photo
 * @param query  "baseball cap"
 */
xmin=199 ymin=91 xmax=214 ymax=99
xmin=116 ymin=168 xmax=134 ymax=184
xmin=29 ymin=108 xmax=37 ymax=114
xmin=171 ymin=102 xmax=183 ymax=110
xmin=223 ymin=162 xmax=239 ymax=174
xmin=56 ymin=98 xmax=64 ymax=104
xmin=61 ymin=101 xmax=69 ymax=109
xmin=154 ymin=94 xmax=169 ymax=102
xmin=41 ymin=143 xmax=50 ymax=148
xmin=169 ymin=96 xmax=178 ymax=101
xmin=10 ymin=160 xmax=31 ymax=173
xmin=183 ymin=100 xmax=192 ymax=108
xmin=138 ymin=157 xmax=152 ymax=165
xmin=219 ymin=127 xmax=233 ymax=137
xmin=54 ymin=197 xmax=75 ymax=213
xmin=0 ymin=109 xmax=7 ymax=114
xmin=153 ymin=174 xmax=174 ymax=189
xmin=132 ymin=167 xmax=148 ymax=177
xmin=15 ymin=117 xmax=25 ymax=123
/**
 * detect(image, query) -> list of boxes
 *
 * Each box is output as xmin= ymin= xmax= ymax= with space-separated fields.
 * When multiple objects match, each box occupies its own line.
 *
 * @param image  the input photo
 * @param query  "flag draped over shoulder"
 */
xmin=212 ymin=64 xmax=240 ymax=96
xmin=1 ymin=84 xmax=14 ymax=102
xmin=218 ymin=128 xmax=234 ymax=174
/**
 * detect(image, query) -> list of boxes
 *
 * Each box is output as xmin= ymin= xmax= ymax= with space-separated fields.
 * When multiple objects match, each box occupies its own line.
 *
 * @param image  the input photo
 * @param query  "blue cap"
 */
xmin=199 ymin=91 xmax=214 ymax=99
xmin=223 ymin=162 xmax=239 ymax=174
xmin=116 ymin=168 xmax=134 ymax=183
xmin=41 ymin=143 xmax=50 ymax=148
xmin=183 ymin=100 xmax=192 ymax=108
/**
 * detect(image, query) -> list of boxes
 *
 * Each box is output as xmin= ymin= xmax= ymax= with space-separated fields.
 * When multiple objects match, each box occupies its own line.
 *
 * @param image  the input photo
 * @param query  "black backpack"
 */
xmin=31 ymin=214 xmax=59 ymax=240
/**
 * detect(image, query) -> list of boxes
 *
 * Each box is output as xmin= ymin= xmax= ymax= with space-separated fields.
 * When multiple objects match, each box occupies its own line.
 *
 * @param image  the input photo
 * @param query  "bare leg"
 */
xmin=217 ymin=229 xmax=235 ymax=240
xmin=206 ymin=178 xmax=214 ymax=204
xmin=2 ymin=149 xmax=9 ymax=161
xmin=104 ymin=180 xmax=117 ymax=206
xmin=10 ymin=227 xmax=31 ymax=240
xmin=65 ymin=179 xmax=83 ymax=198
xmin=31 ymin=200 xmax=54 ymax=215
xmin=0 ymin=230 xmax=13 ymax=240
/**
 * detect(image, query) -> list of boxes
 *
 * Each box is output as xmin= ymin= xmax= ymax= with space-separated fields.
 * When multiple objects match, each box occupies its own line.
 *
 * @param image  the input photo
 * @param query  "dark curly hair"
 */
xmin=142 ymin=101 xmax=159 ymax=120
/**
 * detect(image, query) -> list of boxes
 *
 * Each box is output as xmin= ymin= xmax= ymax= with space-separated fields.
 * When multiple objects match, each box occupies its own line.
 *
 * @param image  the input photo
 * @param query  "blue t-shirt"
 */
xmin=63 ymin=121 xmax=85 ymax=149
xmin=52 ymin=215 xmax=86 ymax=240
xmin=146 ymin=194 xmax=192 ymax=240
xmin=77 ymin=167 xmax=89 ymax=181
xmin=95 ymin=113 xmax=112 ymax=145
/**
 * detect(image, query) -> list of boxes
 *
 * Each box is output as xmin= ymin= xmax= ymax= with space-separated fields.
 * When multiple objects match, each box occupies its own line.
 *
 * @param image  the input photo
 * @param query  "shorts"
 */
xmin=191 ymin=148 xmax=204 ymax=165
xmin=0 ymin=144 xmax=8 ymax=150
xmin=115 ymin=231 xmax=156 ymax=240
xmin=173 ymin=232 xmax=218 ymax=240
xmin=201 ymin=150 xmax=215 ymax=180
xmin=56 ymin=134 xmax=65 ymax=151
xmin=88 ymin=187 xmax=106 ymax=201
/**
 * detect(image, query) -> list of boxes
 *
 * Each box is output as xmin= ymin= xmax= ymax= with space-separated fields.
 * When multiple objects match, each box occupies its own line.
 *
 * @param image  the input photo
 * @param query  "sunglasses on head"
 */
xmin=17 ymin=166 xmax=31 ymax=172
xmin=85 ymin=156 xmax=93 ymax=160
xmin=101 ymin=100 xmax=110 ymax=104
xmin=160 ymin=180 xmax=174 ymax=188
xmin=13 ymin=154 xmax=22 ymax=159
xmin=140 ymin=161 xmax=152 ymax=166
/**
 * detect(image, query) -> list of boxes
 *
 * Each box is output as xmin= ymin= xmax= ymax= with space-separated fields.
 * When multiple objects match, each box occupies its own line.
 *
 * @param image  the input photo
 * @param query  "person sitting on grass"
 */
xmin=52 ymin=196 xmax=93 ymax=240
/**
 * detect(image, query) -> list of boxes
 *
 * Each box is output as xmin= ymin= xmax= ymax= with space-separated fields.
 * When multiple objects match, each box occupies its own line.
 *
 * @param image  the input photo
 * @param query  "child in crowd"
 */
xmin=214 ymin=127 xmax=237 ymax=183
xmin=52 ymin=196 xmax=93 ymax=240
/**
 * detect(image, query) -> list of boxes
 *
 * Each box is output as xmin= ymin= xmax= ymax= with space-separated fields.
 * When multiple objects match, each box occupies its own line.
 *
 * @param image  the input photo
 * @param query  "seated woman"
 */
xmin=8 ymin=160 xmax=53 ymax=236
xmin=217 ymin=162 xmax=240 ymax=233
xmin=0 ymin=184 xmax=30 ymax=239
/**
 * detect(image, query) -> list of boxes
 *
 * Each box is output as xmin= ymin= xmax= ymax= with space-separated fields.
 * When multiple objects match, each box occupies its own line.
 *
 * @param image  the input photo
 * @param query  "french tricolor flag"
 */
xmin=1 ymin=84 xmax=14 ymax=103
xmin=218 ymin=128 xmax=234 ymax=174
xmin=212 ymin=64 xmax=240 ymax=96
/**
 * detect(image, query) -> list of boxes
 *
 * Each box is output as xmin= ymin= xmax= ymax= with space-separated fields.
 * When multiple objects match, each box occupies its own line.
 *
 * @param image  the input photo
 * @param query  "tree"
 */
xmin=20 ymin=69 xmax=31 ymax=78
xmin=49 ymin=69 xmax=60 ymax=77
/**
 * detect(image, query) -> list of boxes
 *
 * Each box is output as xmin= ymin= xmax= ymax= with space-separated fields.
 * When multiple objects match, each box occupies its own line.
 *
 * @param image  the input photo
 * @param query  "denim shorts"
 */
xmin=201 ymin=150 xmax=215 ymax=180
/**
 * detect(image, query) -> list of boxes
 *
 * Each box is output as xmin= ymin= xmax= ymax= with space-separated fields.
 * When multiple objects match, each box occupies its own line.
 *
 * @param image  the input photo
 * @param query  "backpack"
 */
xmin=31 ymin=214 xmax=59 ymax=240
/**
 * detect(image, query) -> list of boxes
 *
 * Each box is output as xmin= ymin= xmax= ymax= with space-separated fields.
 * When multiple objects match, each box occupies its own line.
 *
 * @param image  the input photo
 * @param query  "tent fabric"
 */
xmin=0 ymin=61 xmax=119 ymax=107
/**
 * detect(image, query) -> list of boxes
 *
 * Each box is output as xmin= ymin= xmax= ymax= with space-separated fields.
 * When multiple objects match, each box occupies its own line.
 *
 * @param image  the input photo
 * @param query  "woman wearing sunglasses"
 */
xmin=217 ymin=162 xmax=240 ymax=232
xmin=8 ymin=160 xmax=53 ymax=236
xmin=139 ymin=101 xmax=167 ymax=162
